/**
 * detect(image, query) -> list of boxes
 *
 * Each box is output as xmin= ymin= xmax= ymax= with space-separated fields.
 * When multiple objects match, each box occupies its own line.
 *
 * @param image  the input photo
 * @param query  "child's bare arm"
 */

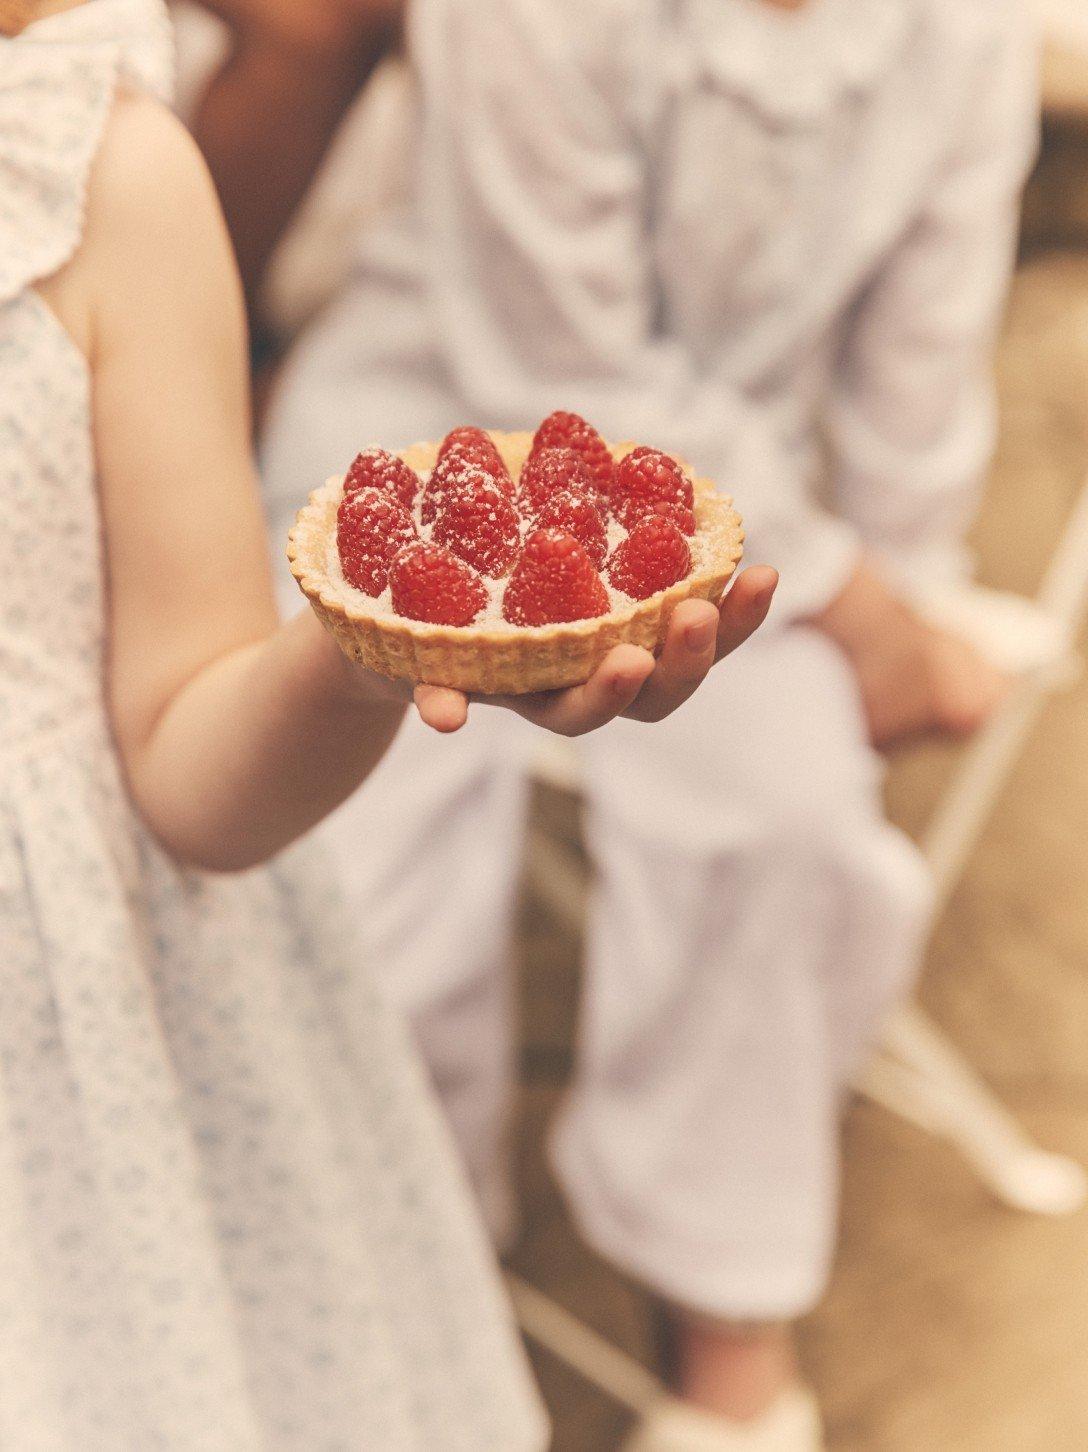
xmin=83 ymin=95 xmax=408 ymax=869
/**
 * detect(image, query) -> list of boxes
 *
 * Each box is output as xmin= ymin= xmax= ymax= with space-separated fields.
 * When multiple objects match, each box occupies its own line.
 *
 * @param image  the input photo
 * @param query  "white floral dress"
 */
xmin=0 ymin=5 xmax=545 ymax=1448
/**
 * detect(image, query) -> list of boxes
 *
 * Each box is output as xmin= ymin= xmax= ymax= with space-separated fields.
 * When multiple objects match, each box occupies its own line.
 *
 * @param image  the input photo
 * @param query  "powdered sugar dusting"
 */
xmin=322 ymin=456 xmax=725 ymax=630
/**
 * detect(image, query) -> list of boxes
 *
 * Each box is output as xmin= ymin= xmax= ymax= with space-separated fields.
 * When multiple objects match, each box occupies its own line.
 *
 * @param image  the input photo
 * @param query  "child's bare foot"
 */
xmin=813 ymin=563 xmax=1009 ymax=748
xmin=620 ymin=1313 xmax=825 ymax=1449
xmin=674 ymin=1318 xmax=797 ymax=1424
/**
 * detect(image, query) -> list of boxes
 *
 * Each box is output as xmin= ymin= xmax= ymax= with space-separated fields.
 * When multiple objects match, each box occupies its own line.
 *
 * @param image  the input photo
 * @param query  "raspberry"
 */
xmin=389 ymin=541 xmax=489 ymax=626
xmin=343 ymin=448 xmax=420 ymax=513
xmin=530 ymin=411 xmax=615 ymax=499
xmin=518 ymin=446 xmax=602 ymax=518
xmin=436 ymin=426 xmax=507 ymax=477
xmin=433 ymin=479 xmax=521 ymax=578
xmin=608 ymin=513 xmax=692 ymax=600
xmin=423 ymin=448 xmax=513 ymax=525
xmin=502 ymin=529 xmax=611 ymax=626
xmin=641 ymin=498 xmax=697 ymax=536
xmin=611 ymin=447 xmax=695 ymax=533
xmin=337 ymin=487 xmax=417 ymax=597
xmin=534 ymin=487 xmax=608 ymax=568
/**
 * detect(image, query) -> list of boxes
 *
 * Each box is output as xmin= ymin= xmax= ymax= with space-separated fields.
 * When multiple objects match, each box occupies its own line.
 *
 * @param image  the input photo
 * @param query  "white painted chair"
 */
xmin=506 ymin=1271 xmax=669 ymax=1422
xmin=515 ymin=474 xmax=1088 ymax=1387
xmin=856 ymin=480 xmax=1088 ymax=1216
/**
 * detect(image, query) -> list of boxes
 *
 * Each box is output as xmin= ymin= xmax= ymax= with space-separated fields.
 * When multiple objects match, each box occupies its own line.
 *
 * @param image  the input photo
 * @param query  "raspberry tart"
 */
xmin=288 ymin=414 xmax=744 ymax=694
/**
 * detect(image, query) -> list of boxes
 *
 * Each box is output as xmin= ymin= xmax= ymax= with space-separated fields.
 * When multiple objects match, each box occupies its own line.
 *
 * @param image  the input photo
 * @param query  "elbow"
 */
xmin=125 ymin=766 xmax=285 ymax=875
xmin=142 ymin=817 xmax=282 ymax=876
xmin=175 ymin=843 xmax=272 ymax=876
xmin=154 ymin=830 xmax=277 ymax=871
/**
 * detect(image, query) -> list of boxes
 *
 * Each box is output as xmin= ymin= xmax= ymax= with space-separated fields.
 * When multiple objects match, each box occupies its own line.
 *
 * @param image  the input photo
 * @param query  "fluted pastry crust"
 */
xmin=288 ymin=431 xmax=744 ymax=695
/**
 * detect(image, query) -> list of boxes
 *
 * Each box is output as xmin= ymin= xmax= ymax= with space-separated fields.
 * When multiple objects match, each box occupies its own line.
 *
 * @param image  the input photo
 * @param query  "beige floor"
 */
xmin=506 ymin=246 xmax=1088 ymax=1451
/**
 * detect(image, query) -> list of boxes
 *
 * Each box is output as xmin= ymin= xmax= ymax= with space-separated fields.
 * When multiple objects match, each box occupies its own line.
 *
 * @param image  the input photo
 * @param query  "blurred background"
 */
xmin=174 ymin=4 xmax=1088 ymax=1447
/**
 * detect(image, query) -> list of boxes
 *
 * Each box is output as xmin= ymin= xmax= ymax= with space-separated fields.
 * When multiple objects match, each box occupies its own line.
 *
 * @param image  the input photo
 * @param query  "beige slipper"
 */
xmin=620 ymin=1387 xmax=824 ymax=1452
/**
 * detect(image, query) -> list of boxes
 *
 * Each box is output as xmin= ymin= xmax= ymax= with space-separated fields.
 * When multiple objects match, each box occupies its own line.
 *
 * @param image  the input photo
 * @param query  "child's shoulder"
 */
xmin=70 ymin=90 xmax=234 ymax=335
xmin=906 ymin=0 xmax=1036 ymax=166
xmin=36 ymin=92 xmax=221 ymax=358
xmin=916 ymin=0 xmax=1033 ymax=58
xmin=913 ymin=0 xmax=1036 ymax=111
xmin=87 ymin=90 xmax=218 ymax=239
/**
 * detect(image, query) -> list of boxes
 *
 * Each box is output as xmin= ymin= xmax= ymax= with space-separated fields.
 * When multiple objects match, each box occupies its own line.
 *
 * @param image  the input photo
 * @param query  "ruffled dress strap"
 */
xmin=0 ymin=0 xmax=174 ymax=303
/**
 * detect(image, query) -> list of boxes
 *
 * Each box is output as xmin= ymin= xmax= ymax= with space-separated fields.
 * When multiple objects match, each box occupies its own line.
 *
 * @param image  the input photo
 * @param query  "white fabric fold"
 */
xmin=681 ymin=0 xmax=913 ymax=126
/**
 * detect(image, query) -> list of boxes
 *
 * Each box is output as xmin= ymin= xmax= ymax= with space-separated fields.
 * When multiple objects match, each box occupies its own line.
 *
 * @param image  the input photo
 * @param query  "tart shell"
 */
xmin=288 ymin=431 xmax=744 ymax=695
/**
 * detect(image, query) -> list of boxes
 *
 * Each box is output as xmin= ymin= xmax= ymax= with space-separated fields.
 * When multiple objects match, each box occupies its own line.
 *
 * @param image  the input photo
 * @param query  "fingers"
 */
xmin=486 ymin=643 xmax=655 ymax=736
xmin=619 ymin=597 xmax=720 ymax=723
xmin=714 ymin=566 xmax=778 ymax=662
xmin=619 ymin=567 xmax=776 ymax=723
xmin=413 ymin=684 xmax=469 ymax=733
xmin=412 ymin=567 xmax=776 ymax=737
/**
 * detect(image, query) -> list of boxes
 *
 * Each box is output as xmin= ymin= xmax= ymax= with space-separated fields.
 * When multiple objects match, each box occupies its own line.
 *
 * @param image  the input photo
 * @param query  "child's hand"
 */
xmin=412 ymin=566 xmax=778 ymax=737
xmin=812 ymin=562 xmax=1008 ymax=748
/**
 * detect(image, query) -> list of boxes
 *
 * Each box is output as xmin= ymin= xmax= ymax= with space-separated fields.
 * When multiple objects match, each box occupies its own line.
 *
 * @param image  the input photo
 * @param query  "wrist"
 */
xmin=301 ymin=609 xmax=407 ymax=717
xmin=810 ymin=561 xmax=909 ymax=657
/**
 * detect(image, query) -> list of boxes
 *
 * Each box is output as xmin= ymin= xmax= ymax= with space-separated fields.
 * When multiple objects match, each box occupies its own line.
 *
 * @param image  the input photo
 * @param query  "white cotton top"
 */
xmin=0 ymin=4 xmax=546 ymax=1448
xmin=261 ymin=0 xmax=1039 ymax=619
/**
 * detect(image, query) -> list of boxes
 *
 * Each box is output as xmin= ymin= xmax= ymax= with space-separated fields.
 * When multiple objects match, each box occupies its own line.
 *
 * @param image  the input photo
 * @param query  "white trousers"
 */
xmin=313 ymin=622 xmax=933 ymax=1323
